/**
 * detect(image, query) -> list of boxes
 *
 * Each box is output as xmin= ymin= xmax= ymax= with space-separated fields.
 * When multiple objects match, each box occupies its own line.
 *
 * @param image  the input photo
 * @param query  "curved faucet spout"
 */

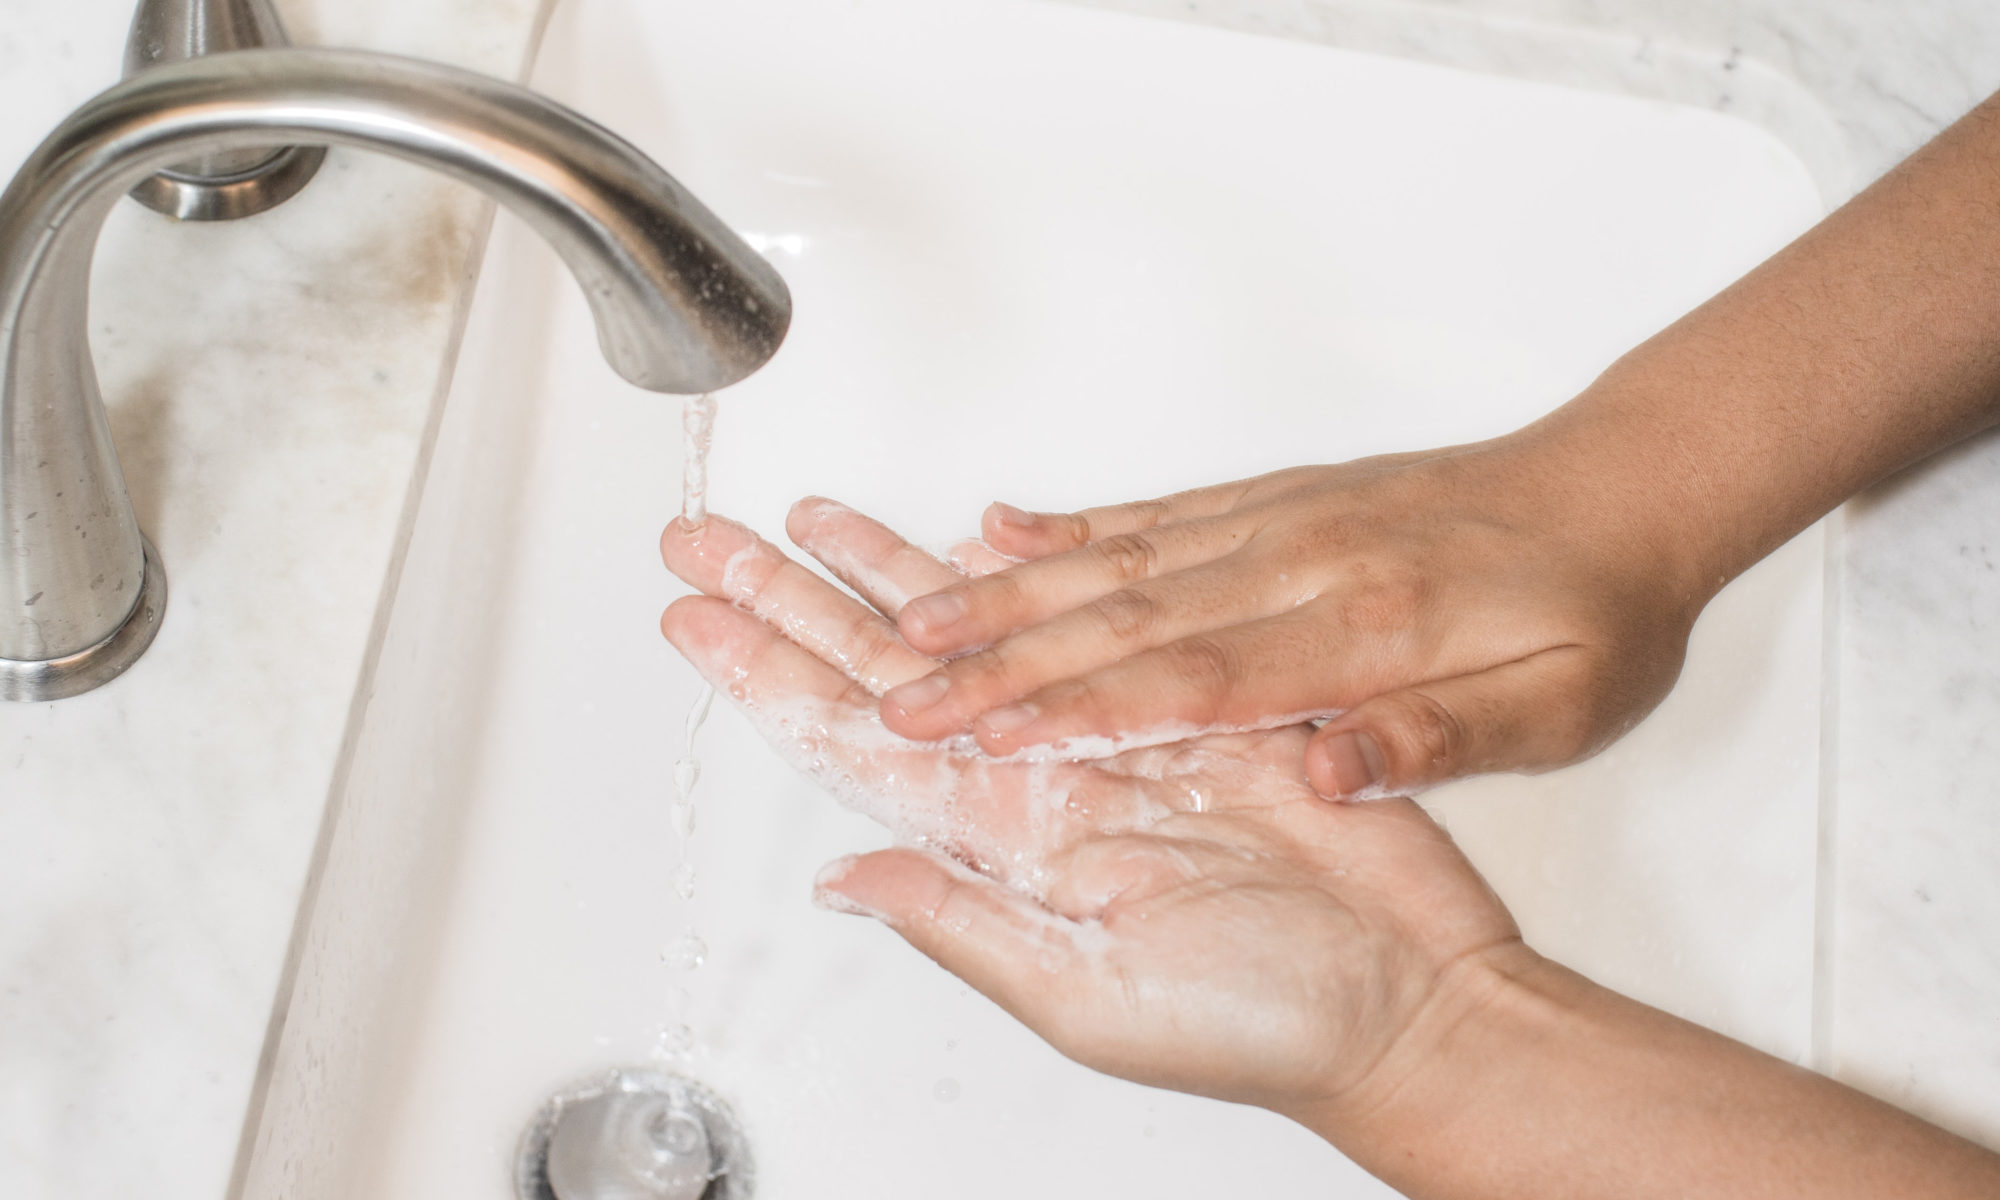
xmin=0 ymin=48 xmax=792 ymax=698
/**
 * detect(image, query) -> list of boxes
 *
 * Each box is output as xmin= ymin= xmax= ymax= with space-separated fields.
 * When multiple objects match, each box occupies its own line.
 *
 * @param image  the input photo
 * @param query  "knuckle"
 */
xmin=950 ymin=645 xmax=1030 ymax=699
xmin=1336 ymin=563 xmax=1426 ymax=635
xmin=1090 ymin=587 xmax=1164 ymax=643
xmin=1122 ymin=498 xmax=1173 ymax=530
xmin=955 ymin=572 xmax=1022 ymax=625
xmin=1089 ymin=532 xmax=1162 ymax=584
xmin=1036 ymin=673 xmax=1125 ymax=732
xmin=950 ymin=647 xmax=1005 ymax=687
xmin=1162 ymin=635 xmax=1241 ymax=714
xmin=1382 ymin=691 xmax=1471 ymax=775
xmin=845 ymin=625 xmax=901 ymax=685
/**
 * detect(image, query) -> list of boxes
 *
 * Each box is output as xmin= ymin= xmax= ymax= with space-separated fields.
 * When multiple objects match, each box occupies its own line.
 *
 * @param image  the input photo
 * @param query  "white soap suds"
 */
xmin=717 ymin=542 xmax=764 ymax=607
xmin=788 ymin=497 xmax=925 ymax=613
xmin=727 ymin=689 xmax=1181 ymax=901
xmin=1001 ymin=710 xmax=1339 ymax=764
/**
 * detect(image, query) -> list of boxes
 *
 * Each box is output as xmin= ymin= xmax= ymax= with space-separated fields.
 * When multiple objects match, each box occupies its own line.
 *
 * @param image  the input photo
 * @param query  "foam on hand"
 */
xmin=789 ymin=496 xmax=929 ymax=612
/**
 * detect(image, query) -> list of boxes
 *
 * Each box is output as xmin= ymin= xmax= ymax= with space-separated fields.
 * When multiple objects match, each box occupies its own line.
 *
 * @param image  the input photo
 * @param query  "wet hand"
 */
xmin=659 ymin=500 xmax=1524 ymax=1117
xmin=877 ymin=443 xmax=1710 ymax=799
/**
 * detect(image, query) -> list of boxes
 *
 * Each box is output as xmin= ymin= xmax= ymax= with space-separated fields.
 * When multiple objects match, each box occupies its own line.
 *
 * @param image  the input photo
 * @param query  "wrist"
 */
xmin=1494 ymin=376 xmax=1746 ymax=618
xmin=1291 ymin=941 xmax=1601 ymax=1180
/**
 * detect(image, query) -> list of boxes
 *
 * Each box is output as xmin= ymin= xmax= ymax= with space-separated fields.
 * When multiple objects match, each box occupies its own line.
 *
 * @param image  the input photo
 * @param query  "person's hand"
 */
xmin=658 ymin=499 xmax=1525 ymax=1118
xmin=875 ymin=441 xmax=1714 ymax=799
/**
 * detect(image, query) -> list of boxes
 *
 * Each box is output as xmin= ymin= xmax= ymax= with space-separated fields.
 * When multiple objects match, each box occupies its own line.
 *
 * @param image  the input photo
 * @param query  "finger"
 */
xmin=952 ymin=608 xmax=1359 ymax=757
xmin=662 ymin=594 xmax=879 ymax=713
xmin=662 ymin=597 xmax=989 ymax=844
xmin=941 ymin=538 xmax=1017 ymax=578
xmin=896 ymin=518 xmax=1245 ymax=657
xmin=813 ymin=849 xmax=1094 ymax=1026
xmin=786 ymin=496 xmax=962 ymax=617
xmin=881 ymin=553 xmax=1294 ymax=742
xmin=1305 ymin=648 xmax=1604 ymax=800
xmin=664 ymin=512 xmax=935 ymax=694
xmin=980 ymin=479 xmax=1254 ymax=560
xmin=663 ymin=593 xmax=1132 ymax=883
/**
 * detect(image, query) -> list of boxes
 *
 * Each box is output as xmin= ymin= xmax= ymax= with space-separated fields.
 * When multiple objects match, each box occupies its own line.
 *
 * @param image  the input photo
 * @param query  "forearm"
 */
xmin=1515 ymin=87 xmax=2000 ymax=600
xmin=1317 ymin=949 xmax=2000 ymax=1200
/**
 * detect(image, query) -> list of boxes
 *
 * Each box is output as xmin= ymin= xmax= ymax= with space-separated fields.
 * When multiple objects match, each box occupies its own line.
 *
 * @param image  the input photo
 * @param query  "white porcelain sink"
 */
xmin=236 ymin=1 xmax=1827 ymax=1195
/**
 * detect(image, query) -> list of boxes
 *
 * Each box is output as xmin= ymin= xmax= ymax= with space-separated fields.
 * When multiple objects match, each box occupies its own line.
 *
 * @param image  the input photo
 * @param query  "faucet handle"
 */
xmin=123 ymin=0 xmax=324 ymax=219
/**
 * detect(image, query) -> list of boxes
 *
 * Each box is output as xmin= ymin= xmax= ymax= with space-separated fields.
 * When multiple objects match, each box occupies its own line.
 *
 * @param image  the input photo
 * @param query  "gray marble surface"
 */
xmin=2 ymin=0 xmax=1998 ymax=1196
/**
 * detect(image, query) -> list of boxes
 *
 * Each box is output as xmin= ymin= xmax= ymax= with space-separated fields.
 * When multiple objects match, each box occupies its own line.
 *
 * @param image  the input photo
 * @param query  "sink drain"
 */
xmin=517 ymin=1069 xmax=754 ymax=1200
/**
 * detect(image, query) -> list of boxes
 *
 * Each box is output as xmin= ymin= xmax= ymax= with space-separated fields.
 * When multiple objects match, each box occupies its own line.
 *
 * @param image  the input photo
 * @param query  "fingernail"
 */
xmin=1315 ymin=731 xmax=1386 ymax=799
xmin=904 ymin=592 xmax=967 ymax=632
xmin=979 ymin=702 xmax=1040 ymax=736
xmin=885 ymin=673 xmax=950 ymax=714
xmin=812 ymin=886 xmax=886 ymax=920
xmin=811 ymin=856 xmax=885 ymax=918
xmin=991 ymin=502 xmax=1036 ymax=528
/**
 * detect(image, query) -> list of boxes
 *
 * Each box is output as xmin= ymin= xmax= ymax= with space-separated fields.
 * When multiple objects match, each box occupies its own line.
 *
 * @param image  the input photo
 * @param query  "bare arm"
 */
xmin=877 ymin=87 xmax=2000 ymax=798
xmin=1524 ymin=85 xmax=2000 ymax=595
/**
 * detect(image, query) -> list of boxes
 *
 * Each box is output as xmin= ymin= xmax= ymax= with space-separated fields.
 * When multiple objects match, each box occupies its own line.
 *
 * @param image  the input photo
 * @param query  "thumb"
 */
xmin=1306 ymin=651 xmax=1601 ymax=800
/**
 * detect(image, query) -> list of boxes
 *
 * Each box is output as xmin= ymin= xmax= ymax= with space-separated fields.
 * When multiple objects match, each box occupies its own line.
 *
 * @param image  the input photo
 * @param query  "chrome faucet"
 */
xmin=123 ymin=0 xmax=325 ymax=219
xmin=0 ymin=49 xmax=792 ymax=702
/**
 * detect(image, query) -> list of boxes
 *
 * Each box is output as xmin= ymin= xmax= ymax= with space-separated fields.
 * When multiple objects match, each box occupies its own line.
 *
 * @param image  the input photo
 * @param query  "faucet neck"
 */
xmin=0 ymin=49 xmax=789 ymax=693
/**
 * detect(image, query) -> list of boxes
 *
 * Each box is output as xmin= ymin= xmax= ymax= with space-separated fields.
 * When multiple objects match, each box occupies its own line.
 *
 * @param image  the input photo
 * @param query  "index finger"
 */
xmin=896 ymin=518 xmax=1243 ymax=656
xmin=786 ymin=496 xmax=964 ymax=617
xmin=662 ymin=513 xmax=936 ymax=694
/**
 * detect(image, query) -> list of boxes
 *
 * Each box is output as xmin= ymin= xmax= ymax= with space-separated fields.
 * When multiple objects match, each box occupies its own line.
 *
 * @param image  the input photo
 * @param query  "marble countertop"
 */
xmin=2 ymin=0 xmax=1996 ymax=1196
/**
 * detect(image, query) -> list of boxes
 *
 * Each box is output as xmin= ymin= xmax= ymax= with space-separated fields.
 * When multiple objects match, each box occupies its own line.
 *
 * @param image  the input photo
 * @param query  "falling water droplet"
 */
xmin=662 ymin=933 xmax=708 ymax=970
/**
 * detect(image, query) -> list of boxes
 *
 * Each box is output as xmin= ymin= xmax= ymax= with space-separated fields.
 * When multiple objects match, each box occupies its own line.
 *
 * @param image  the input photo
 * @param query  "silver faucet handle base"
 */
xmin=126 ymin=0 xmax=324 ymax=220
xmin=128 ymin=142 xmax=326 ymax=221
xmin=0 ymin=537 xmax=167 ymax=702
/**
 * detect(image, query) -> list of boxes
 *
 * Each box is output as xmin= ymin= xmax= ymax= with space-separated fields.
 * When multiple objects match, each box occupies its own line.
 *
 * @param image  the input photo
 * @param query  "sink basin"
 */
xmin=236 ymin=0 xmax=1827 ymax=1195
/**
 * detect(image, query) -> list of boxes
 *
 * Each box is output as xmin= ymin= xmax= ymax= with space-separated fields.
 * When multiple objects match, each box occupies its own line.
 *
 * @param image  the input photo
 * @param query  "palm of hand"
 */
xmin=660 ymin=498 xmax=1520 ymax=1117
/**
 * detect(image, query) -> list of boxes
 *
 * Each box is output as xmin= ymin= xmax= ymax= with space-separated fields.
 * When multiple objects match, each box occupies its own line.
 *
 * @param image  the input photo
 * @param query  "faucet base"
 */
xmin=0 ymin=537 xmax=168 ymax=702
xmin=129 ymin=144 xmax=326 ymax=222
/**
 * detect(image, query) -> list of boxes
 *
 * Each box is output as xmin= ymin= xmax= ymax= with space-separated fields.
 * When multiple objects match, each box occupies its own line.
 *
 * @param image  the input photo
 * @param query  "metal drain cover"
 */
xmin=518 ymin=1070 xmax=754 ymax=1200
